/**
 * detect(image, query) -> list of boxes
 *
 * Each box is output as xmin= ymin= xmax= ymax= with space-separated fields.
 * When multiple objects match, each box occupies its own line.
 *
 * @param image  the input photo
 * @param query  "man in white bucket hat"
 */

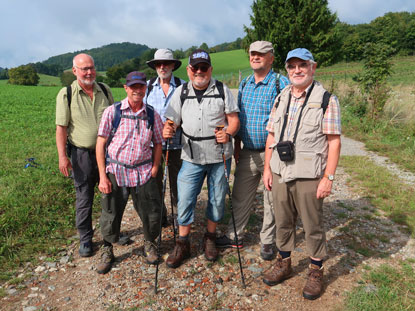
xmin=146 ymin=49 xmax=185 ymax=228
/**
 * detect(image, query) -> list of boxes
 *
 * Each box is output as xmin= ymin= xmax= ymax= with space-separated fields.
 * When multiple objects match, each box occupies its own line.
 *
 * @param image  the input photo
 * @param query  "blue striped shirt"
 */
xmin=145 ymin=75 xmax=186 ymax=150
xmin=237 ymin=70 xmax=289 ymax=149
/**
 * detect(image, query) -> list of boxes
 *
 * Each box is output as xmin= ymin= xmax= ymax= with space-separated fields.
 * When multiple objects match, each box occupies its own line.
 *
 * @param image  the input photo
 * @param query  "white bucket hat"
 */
xmin=146 ymin=49 xmax=182 ymax=71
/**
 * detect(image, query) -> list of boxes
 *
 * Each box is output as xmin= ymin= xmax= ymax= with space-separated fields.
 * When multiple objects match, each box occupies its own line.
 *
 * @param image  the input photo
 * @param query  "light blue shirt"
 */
xmin=145 ymin=75 xmax=186 ymax=150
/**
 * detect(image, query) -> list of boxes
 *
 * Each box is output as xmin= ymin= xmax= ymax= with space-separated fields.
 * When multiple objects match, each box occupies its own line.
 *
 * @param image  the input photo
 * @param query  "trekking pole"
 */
xmin=216 ymin=126 xmax=246 ymax=288
xmin=155 ymin=120 xmax=175 ymax=294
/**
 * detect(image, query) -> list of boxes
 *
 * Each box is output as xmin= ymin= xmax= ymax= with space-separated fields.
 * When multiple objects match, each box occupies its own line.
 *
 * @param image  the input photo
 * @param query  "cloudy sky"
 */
xmin=1 ymin=0 xmax=414 ymax=68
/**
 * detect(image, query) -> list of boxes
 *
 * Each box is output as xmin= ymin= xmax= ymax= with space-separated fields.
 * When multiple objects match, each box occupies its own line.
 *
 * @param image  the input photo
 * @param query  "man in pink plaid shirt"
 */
xmin=95 ymin=71 xmax=164 ymax=274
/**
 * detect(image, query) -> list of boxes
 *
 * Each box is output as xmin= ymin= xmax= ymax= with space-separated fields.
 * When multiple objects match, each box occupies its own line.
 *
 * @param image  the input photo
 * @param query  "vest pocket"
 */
xmin=293 ymin=151 xmax=322 ymax=179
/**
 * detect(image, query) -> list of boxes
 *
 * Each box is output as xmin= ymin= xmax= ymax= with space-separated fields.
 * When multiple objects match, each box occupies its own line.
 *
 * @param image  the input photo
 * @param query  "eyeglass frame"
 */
xmin=189 ymin=64 xmax=211 ymax=73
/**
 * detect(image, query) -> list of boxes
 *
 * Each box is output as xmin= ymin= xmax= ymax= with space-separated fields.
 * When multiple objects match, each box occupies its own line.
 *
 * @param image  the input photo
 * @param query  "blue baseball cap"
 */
xmin=125 ymin=71 xmax=146 ymax=86
xmin=285 ymin=48 xmax=314 ymax=62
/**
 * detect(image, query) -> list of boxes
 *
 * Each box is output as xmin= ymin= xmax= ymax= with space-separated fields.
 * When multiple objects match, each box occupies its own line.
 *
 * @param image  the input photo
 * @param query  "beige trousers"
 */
xmin=227 ymin=148 xmax=276 ymax=245
xmin=271 ymin=173 xmax=327 ymax=259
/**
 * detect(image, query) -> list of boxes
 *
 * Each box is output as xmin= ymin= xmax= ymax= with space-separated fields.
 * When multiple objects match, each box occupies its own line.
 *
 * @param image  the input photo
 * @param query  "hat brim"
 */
xmin=126 ymin=80 xmax=147 ymax=86
xmin=146 ymin=59 xmax=182 ymax=71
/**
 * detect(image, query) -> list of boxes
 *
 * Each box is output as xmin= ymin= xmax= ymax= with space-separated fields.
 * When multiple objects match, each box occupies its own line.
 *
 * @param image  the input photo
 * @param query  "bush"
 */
xmin=8 ymin=65 xmax=39 ymax=86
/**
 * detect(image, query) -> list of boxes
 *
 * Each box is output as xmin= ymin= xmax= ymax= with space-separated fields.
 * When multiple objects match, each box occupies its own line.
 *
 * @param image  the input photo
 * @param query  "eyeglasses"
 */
xmin=189 ymin=65 xmax=210 ymax=73
xmin=154 ymin=61 xmax=174 ymax=67
xmin=286 ymin=62 xmax=310 ymax=71
xmin=75 ymin=66 xmax=95 ymax=72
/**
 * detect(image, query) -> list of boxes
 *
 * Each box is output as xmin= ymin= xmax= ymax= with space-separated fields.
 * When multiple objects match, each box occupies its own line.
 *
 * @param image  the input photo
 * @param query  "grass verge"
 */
xmin=343 ymin=260 xmax=415 ymax=311
xmin=340 ymin=156 xmax=415 ymax=235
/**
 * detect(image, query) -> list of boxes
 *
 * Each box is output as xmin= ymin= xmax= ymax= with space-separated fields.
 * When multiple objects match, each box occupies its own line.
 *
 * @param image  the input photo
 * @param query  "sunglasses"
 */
xmin=190 ymin=65 xmax=210 ymax=73
xmin=154 ymin=61 xmax=174 ymax=67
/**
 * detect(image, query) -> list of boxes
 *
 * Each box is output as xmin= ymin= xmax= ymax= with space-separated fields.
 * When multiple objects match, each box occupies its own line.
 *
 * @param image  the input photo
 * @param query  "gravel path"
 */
xmin=2 ymin=134 xmax=415 ymax=311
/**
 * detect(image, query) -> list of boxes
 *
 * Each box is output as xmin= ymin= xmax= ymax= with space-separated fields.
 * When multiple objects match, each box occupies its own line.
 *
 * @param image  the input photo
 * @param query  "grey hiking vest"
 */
xmin=270 ymin=81 xmax=329 ymax=183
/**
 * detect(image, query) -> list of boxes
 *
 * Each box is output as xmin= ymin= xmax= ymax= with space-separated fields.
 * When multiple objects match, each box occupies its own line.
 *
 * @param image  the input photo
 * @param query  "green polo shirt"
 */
xmin=56 ymin=80 xmax=114 ymax=149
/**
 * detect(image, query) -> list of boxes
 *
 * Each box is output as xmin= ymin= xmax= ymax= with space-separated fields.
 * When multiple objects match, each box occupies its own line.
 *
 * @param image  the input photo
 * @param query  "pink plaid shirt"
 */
xmin=98 ymin=98 xmax=163 ymax=187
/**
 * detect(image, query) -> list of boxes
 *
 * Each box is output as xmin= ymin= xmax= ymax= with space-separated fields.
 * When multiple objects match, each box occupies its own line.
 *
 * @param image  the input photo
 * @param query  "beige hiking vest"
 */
xmin=270 ymin=81 xmax=329 ymax=183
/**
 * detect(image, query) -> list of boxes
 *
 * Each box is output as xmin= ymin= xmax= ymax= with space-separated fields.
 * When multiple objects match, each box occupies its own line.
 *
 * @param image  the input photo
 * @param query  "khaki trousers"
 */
xmin=227 ymin=148 xmax=276 ymax=245
xmin=271 ymin=173 xmax=327 ymax=259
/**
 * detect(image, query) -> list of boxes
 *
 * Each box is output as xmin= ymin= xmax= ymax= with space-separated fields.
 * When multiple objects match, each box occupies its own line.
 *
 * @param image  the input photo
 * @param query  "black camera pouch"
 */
xmin=276 ymin=141 xmax=295 ymax=162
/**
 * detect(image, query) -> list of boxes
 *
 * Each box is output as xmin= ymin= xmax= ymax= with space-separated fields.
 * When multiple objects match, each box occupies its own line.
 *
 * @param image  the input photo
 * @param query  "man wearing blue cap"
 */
xmin=95 ymin=71 xmax=164 ymax=274
xmin=262 ymin=48 xmax=341 ymax=300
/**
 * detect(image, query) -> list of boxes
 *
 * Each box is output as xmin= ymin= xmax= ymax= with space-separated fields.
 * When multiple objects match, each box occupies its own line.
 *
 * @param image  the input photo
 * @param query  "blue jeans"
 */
xmin=177 ymin=159 xmax=231 ymax=226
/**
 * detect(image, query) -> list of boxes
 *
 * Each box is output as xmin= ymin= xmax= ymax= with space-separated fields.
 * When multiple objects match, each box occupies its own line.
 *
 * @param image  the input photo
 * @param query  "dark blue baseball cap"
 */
xmin=285 ymin=48 xmax=314 ymax=62
xmin=125 ymin=71 xmax=146 ymax=86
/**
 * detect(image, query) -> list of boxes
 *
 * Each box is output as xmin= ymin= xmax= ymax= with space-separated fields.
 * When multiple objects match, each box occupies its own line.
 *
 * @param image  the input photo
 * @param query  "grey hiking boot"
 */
xmin=260 ymin=243 xmax=275 ymax=261
xmin=96 ymin=245 xmax=114 ymax=274
xmin=144 ymin=241 xmax=159 ymax=265
xmin=79 ymin=241 xmax=93 ymax=257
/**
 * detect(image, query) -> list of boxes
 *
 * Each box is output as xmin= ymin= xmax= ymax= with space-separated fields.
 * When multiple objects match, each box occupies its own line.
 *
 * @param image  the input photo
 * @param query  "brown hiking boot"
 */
xmin=263 ymin=254 xmax=292 ymax=286
xmin=166 ymin=239 xmax=190 ymax=268
xmin=144 ymin=241 xmax=159 ymax=265
xmin=303 ymin=264 xmax=324 ymax=300
xmin=97 ymin=245 xmax=114 ymax=274
xmin=203 ymin=232 xmax=218 ymax=262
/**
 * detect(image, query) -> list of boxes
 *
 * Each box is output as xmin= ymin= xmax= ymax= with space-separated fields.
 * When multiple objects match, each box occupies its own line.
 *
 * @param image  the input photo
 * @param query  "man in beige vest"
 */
xmin=262 ymin=48 xmax=341 ymax=300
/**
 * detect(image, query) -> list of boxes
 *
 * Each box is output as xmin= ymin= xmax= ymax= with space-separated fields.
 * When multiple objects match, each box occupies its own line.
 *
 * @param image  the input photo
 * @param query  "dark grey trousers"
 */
xmin=70 ymin=145 xmax=99 ymax=244
xmin=100 ymin=174 xmax=162 ymax=243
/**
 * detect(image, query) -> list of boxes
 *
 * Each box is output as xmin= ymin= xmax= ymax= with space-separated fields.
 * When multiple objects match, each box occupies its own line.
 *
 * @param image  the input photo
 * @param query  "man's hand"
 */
xmin=58 ymin=156 xmax=72 ymax=177
xmin=151 ymin=165 xmax=158 ymax=178
xmin=215 ymin=127 xmax=229 ymax=144
xmin=98 ymin=175 xmax=112 ymax=194
xmin=163 ymin=120 xmax=175 ymax=140
xmin=316 ymin=177 xmax=332 ymax=199
xmin=263 ymin=167 xmax=273 ymax=191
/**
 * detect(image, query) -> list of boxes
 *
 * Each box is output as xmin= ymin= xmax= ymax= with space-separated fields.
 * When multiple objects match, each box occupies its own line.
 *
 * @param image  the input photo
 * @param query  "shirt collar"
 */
xmin=120 ymin=97 xmax=146 ymax=114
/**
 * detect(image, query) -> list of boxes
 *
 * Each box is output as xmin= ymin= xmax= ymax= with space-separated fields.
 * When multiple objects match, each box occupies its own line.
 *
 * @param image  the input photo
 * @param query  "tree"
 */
xmin=60 ymin=71 xmax=76 ymax=86
xmin=353 ymin=43 xmax=394 ymax=120
xmin=8 ymin=65 xmax=39 ymax=86
xmin=244 ymin=0 xmax=340 ymax=69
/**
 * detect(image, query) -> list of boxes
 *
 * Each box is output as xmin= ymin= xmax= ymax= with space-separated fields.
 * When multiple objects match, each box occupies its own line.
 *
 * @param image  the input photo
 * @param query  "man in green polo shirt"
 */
xmin=56 ymin=53 xmax=114 ymax=257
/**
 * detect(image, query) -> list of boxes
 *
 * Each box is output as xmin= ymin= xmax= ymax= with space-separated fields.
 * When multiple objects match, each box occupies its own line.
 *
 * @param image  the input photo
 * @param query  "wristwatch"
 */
xmin=324 ymin=174 xmax=335 ymax=181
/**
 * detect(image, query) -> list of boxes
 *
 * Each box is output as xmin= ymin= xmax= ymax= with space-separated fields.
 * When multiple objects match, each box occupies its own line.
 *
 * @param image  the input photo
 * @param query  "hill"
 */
xmin=42 ymin=42 xmax=150 ymax=71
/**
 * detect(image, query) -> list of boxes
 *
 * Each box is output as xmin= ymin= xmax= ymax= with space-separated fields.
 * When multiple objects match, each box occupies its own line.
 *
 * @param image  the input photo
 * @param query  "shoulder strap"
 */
xmin=66 ymin=86 xmax=72 ymax=108
xmin=98 ymin=82 xmax=109 ymax=100
xmin=105 ymin=102 xmax=122 ymax=154
xmin=147 ymin=77 xmax=158 ymax=95
xmin=180 ymin=82 xmax=189 ymax=106
xmin=275 ymin=73 xmax=281 ymax=94
xmin=145 ymin=104 xmax=154 ymax=130
xmin=173 ymin=76 xmax=182 ymax=87
xmin=322 ymin=91 xmax=331 ymax=115
xmin=215 ymin=80 xmax=225 ymax=101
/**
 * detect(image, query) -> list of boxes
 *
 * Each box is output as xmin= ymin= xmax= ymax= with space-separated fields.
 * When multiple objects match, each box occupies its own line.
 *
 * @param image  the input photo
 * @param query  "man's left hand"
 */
xmin=316 ymin=177 xmax=333 ymax=199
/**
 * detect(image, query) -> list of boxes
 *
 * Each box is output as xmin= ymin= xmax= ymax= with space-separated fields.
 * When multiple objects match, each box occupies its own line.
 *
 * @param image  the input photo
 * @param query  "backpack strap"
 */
xmin=275 ymin=73 xmax=281 ymax=94
xmin=66 ymin=85 xmax=72 ymax=109
xmin=145 ymin=104 xmax=154 ymax=130
xmin=67 ymin=82 xmax=109 ymax=109
xmin=146 ymin=77 xmax=158 ymax=95
xmin=322 ymin=91 xmax=331 ymax=115
xmin=180 ymin=80 xmax=225 ymax=106
xmin=173 ymin=76 xmax=182 ymax=87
